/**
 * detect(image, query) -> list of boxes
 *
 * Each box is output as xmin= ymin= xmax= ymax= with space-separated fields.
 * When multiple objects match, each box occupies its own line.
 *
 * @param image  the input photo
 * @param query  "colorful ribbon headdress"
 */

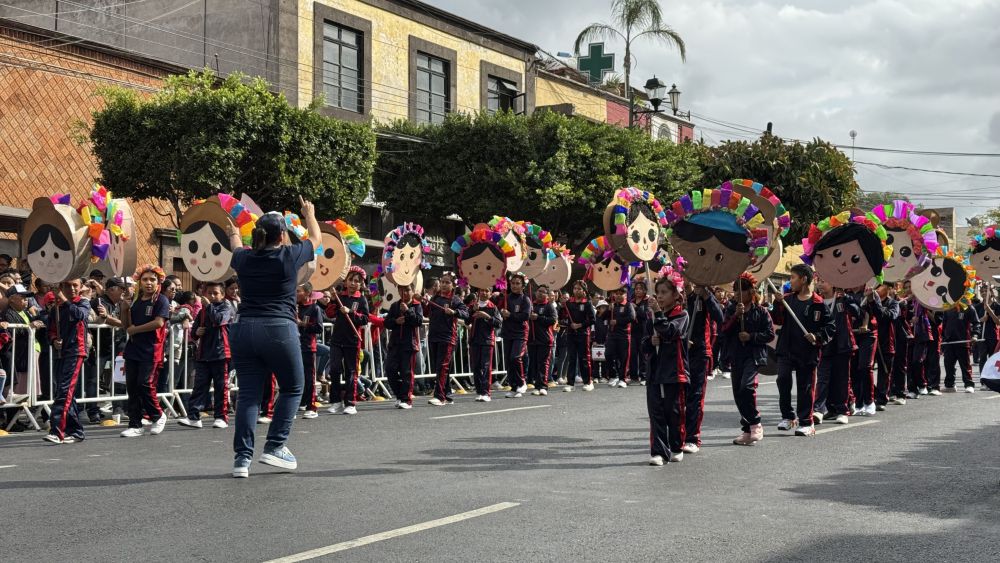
xmin=450 ymin=228 xmax=515 ymax=288
xmin=578 ymin=236 xmax=632 ymax=286
xmin=609 ymin=187 xmax=669 ymax=235
xmin=382 ymin=222 xmax=432 ymax=273
xmin=871 ymin=200 xmax=937 ymax=277
xmin=930 ymin=247 xmax=976 ymax=312
xmin=732 ymin=178 xmax=792 ymax=237
xmin=969 ymin=225 xmax=999 ymax=255
xmin=665 ymin=182 xmax=771 ymax=260
xmin=214 ymin=193 xmax=259 ymax=247
xmin=328 ymin=219 xmax=366 ymax=257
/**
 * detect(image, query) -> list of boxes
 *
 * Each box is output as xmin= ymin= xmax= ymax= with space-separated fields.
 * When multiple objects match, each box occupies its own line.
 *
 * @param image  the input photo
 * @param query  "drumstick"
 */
xmin=766 ymin=278 xmax=809 ymax=336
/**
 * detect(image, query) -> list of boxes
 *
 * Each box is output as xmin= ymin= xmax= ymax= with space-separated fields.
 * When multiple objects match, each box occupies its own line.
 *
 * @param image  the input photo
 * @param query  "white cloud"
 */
xmin=431 ymin=0 xmax=1000 ymax=221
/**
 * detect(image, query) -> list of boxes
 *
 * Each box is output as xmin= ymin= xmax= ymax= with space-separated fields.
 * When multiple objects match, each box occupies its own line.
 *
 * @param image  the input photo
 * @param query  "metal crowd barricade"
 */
xmin=2 ymin=324 xmax=41 ymax=430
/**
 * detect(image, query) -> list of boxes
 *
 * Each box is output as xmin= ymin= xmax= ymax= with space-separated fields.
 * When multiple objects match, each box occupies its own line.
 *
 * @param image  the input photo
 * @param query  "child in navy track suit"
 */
xmin=561 ymin=280 xmax=596 ymax=391
xmin=528 ymin=284 xmax=558 ymax=396
xmin=469 ymin=287 xmax=502 ymax=401
xmin=629 ymin=281 xmax=653 ymax=384
xmin=297 ymin=283 xmax=323 ymax=417
xmin=873 ymin=284 xmax=900 ymax=408
xmin=723 ymin=274 xmax=775 ymax=446
xmin=643 ymin=276 xmax=689 ymax=465
xmin=942 ymin=306 xmax=980 ymax=392
xmin=593 ymin=300 xmax=610 ymax=381
xmin=815 ymin=278 xmax=859 ymax=423
xmin=500 ymin=273 xmax=531 ymax=398
xmin=180 ymin=281 xmax=234 ymax=428
xmin=603 ymin=288 xmax=635 ymax=388
xmin=426 ymin=273 xmax=469 ymax=406
xmin=909 ymin=303 xmax=935 ymax=396
xmin=850 ymin=286 xmax=894 ymax=416
xmin=684 ymin=285 xmax=724 ymax=452
xmin=44 ymin=279 xmax=91 ymax=444
xmin=893 ymin=287 xmax=914 ymax=401
xmin=384 ymin=283 xmax=423 ymax=409
xmin=326 ymin=268 xmax=369 ymax=415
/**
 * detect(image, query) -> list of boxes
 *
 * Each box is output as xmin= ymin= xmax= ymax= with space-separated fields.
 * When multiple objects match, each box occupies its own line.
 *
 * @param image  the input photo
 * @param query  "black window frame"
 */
xmin=313 ymin=4 xmax=372 ymax=122
xmin=408 ymin=36 xmax=457 ymax=124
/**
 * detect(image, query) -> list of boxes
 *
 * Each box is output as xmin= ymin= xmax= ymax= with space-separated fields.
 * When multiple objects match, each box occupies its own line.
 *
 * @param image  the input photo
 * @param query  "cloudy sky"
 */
xmin=433 ymin=0 xmax=1000 ymax=224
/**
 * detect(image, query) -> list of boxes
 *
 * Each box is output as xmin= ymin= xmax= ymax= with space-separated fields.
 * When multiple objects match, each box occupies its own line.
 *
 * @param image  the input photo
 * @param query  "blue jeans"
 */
xmin=316 ymin=343 xmax=331 ymax=379
xmin=230 ymin=317 xmax=304 ymax=461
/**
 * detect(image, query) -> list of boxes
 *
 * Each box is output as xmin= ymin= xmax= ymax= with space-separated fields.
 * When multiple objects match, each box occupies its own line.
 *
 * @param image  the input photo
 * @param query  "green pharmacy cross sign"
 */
xmin=578 ymin=42 xmax=616 ymax=84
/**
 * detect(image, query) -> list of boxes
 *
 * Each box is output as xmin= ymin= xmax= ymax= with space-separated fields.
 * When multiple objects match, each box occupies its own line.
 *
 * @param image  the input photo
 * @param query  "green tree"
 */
xmin=574 ymin=0 xmax=686 ymax=128
xmin=694 ymin=134 xmax=860 ymax=242
xmin=83 ymin=70 xmax=376 ymax=222
xmin=854 ymin=190 xmax=910 ymax=211
xmin=373 ymin=110 xmax=700 ymax=252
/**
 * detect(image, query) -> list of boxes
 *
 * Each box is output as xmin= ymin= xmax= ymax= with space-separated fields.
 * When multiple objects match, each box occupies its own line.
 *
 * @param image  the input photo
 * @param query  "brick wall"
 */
xmin=0 ymin=24 xmax=177 ymax=269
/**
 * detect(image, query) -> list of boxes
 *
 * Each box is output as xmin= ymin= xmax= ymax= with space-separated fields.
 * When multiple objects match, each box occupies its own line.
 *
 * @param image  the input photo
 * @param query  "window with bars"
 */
xmin=322 ymin=22 xmax=363 ymax=113
xmin=414 ymin=52 xmax=449 ymax=124
xmin=487 ymin=76 xmax=518 ymax=114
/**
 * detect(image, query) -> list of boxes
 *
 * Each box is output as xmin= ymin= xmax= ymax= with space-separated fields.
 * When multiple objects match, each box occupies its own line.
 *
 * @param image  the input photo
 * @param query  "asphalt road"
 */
xmin=1 ymin=372 xmax=999 ymax=562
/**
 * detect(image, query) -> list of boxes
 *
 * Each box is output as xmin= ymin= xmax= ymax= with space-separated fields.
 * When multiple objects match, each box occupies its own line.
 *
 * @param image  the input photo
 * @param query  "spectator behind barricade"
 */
xmin=367 ymin=309 xmax=385 ymax=383
xmin=92 ymin=277 xmax=127 ymax=422
xmin=0 ymin=253 xmax=11 ymax=271
xmin=3 ymin=284 xmax=42 ymax=402
xmin=0 ymin=271 xmax=15 ymax=293
xmin=179 ymin=281 xmax=234 ymax=429
xmin=225 ymin=277 xmax=240 ymax=311
xmin=89 ymin=269 xmax=105 ymax=284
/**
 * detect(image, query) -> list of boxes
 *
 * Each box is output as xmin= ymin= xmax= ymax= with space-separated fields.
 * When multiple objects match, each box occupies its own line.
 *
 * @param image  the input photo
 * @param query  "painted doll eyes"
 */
xmin=833 ymin=249 xmax=843 ymax=258
xmin=851 ymin=255 xmax=861 ymax=264
xmin=647 ymin=228 xmax=656 ymax=242
xmin=324 ymin=248 xmax=335 ymax=259
xmin=900 ymin=247 xmax=912 ymax=257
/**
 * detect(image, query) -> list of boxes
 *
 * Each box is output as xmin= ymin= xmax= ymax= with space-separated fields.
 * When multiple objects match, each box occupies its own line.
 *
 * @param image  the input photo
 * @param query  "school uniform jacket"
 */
xmin=686 ymin=292 xmax=725 ymax=353
xmin=942 ymin=308 xmax=980 ymax=350
xmin=193 ymin=300 xmax=234 ymax=362
xmin=594 ymin=314 xmax=610 ymax=345
xmin=560 ymin=298 xmax=596 ymax=336
xmin=325 ymin=292 xmax=369 ymax=347
xmin=426 ymin=293 xmax=469 ymax=344
xmin=49 ymin=297 xmax=91 ymax=358
xmin=772 ymin=292 xmax=834 ymax=365
xmin=642 ymin=305 xmax=690 ymax=384
xmin=875 ymin=297 xmax=901 ymax=354
xmin=721 ymin=302 xmax=775 ymax=366
xmin=824 ymin=294 xmax=861 ymax=356
xmin=500 ymin=292 xmax=532 ymax=340
xmin=529 ymin=300 xmax=558 ymax=347
xmin=468 ymin=300 xmax=503 ymax=347
xmin=297 ymin=301 xmax=323 ymax=354
xmin=603 ymin=302 xmax=635 ymax=341
xmin=913 ymin=304 xmax=936 ymax=343
xmin=384 ymin=299 xmax=424 ymax=351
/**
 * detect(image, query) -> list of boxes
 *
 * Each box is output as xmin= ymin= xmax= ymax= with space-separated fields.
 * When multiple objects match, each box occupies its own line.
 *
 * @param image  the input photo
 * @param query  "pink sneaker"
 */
xmin=733 ymin=432 xmax=753 ymax=446
xmin=749 ymin=423 xmax=764 ymax=442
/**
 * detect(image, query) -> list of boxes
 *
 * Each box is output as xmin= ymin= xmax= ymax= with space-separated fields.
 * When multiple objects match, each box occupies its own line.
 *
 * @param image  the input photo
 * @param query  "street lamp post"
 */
xmin=631 ymin=76 xmax=669 ymax=130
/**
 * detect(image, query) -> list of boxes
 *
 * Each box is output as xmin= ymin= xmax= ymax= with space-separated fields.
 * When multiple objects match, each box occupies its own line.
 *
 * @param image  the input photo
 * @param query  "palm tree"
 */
xmin=574 ymin=0 xmax=686 ymax=128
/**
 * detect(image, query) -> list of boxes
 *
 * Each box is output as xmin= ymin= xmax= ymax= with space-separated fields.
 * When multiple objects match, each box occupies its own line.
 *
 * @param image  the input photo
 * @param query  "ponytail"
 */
xmin=251 ymin=227 xmax=268 ymax=252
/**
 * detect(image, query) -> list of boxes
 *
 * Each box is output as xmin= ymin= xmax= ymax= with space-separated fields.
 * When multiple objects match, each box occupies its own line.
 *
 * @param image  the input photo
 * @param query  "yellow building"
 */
xmin=293 ymin=0 xmax=538 ymax=124
xmin=534 ymin=69 xmax=611 ymax=123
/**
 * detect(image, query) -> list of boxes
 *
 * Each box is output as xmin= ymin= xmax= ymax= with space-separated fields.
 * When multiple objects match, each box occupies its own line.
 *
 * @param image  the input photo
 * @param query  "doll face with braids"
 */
xmin=591 ymin=257 xmax=624 ymax=291
xmin=882 ymin=227 xmax=918 ymax=283
xmin=625 ymin=203 xmax=660 ymax=262
xmin=389 ymin=233 xmax=423 ymax=286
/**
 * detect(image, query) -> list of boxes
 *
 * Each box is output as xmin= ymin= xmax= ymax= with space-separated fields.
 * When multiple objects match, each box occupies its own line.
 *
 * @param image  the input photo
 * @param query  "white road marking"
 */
xmin=263 ymin=502 xmax=520 ymax=562
xmin=0 ymin=465 xmax=16 ymax=469
xmin=717 ymin=381 xmax=776 ymax=389
xmin=983 ymin=394 xmax=1000 ymax=400
xmin=431 ymin=405 xmax=551 ymax=420
xmin=815 ymin=419 xmax=880 ymax=434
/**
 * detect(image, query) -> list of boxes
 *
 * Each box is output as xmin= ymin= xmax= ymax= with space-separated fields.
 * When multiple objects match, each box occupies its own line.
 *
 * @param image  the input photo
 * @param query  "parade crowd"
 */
xmin=2 ymin=252 xmax=996 ymax=467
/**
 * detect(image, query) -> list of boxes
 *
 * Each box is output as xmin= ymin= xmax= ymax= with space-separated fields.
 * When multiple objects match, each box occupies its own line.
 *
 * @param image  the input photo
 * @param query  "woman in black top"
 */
xmin=230 ymin=197 xmax=319 ymax=478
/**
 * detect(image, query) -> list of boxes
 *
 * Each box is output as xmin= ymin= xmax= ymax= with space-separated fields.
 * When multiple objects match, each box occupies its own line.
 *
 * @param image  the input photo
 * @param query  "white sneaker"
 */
xmin=812 ymin=412 xmax=823 ymax=425
xmin=854 ymin=407 xmax=869 ymax=417
xmin=531 ymin=389 xmax=542 ymax=396
xmin=928 ymin=389 xmax=942 ymax=396
xmin=965 ymin=386 xmax=976 ymax=393
xmin=150 ymin=414 xmax=167 ymax=435
xmin=327 ymin=403 xmax=344 ymax=415
xmin=639 ymin=380 xmax=646 ymax=386
xmin=721 ymin=371 xmax=732 ymax=380
xmin=918 ymin=387 xmax=929 ymax=396
xmin=492 ymin=382 xmax=503 ymax=390
xmin=428 ymin=398 xmax=445 ymax=406
xmin=302 ymin=410 xmax=318 ymax=419
xmin=582 ymin=383 xmax=595 ymax=392
xmin=212 ymin=419 xmax=229 ymax=429
xmin=712 ymin=368 xmax=722 ymax=377
xmin=834 ymin=414 xmax=849 ymax=425
xmin=707 ymin=372 xmax=716 ymax=381
xmin=141 ymin=418 xmax=151 ymax=427
xmin=892 ymin=397 xmax=908 ymax=405
xmin=864 ymin=403 xmax=876 ymax=416
xmin=906 ymin=391 xmax=919 ymax=400
xmin=795 ymin=425 xmax=816 ymax=437
xmin=608 ymin=378 xmax=620 ymax=387
xmin=177 ymin=418 xmax=202 ymax=429
xmin=506 ymin=391 xmax=523 ymax=398
xmin=777 ymin=419 xmax=797 ymax=431
xmin=516 ymin=385 xmax=528 ymax=394
xmin=575 ymin=376 xmax=583 ymax=384
xmin=257 ymin=416 xmax=273 ymax=424
xmin=120 ymin=427 xmax=143 ymax=438
xmin=616 ymin=380 xmax=628 ymax=388
xmin=538 ymin=388 xmax=548 ymax=396
xmin=680 ymin=443 xmax=700 ymax=454
xmin=557 ymin=378 xmax=567 ymax=385
xmin=398 ymin=402 xmax=412 ymax=410
xmin=481 ymin=395 xmax=492 ymax=402
xmin=668 ymin=451 xmax=684 ymax=463
xmin=649 ymin=455 xmax=664 ymax=466
xmin=563 ymin=386 xmax=573 ymax=392
xmin=343 ymin=406 xmax=357 ymax=415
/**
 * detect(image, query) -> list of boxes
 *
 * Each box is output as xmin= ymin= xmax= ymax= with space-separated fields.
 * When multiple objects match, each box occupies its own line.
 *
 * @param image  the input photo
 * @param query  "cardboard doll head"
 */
xmin=747 ymin=238 xmax=783 ymax=279
xmin=731 ymin=179 xmax=791 ymax=265
xmin=603 ymin=187 xmax=669 ymax=263
xmin=489 ymin=216 xmax=527 ymax=272
xmin=665 ymin=184 xmax=770 ymax=287
xmin=910 ymin=248 xmax=975 ymax=311
xmin=381 ymin=223 xmax=431 ymax=287
xmin=515 ymin=222 xmax=553 ymax=280
xmin=802 ymin=210 xmax=892 ymax=289
xmin=282 ymin=212 xmax=318 ymax=284
xmin=22 ymin=195 xmax=91 ymax=284
xmin=871 ymin=201 xmax=938 ymax=283
xmin=178 ymin=195 xmax=256 ymax=283
xmin=376 ymin=270 xmax=424 ymax=313
xmin=534 ymin=243 xmax=573 ymax=291
xmin=311 ymin=219 xmax=364 ymax=291
xmin=452 ymin=228 xmax=514 ymax=291
xmin=968 ymin=225 xmax=1000 ymax=281
xmin=579 ymin=236 xmax=631 ymax=292
xmin=76 ymin=185 xmax=138 ymax=278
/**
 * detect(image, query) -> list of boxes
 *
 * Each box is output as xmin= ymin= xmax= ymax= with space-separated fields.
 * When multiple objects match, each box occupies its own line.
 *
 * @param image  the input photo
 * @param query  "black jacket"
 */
xmin=468 ymin=300 xmax=502 ymax=346
xmin=427 ymin=293 xmax=469 ymax=344
xmin=721 ymin=302 xmax=775 ymax=366
xmin=384 ymin=299 xmax=424 ymax=351
xmin=773 ymin=292 xmax=834 ymax=365
xmin=500 ymin=292 xmax=532 ymax=340
xmin=194 ymin=300 xmax=234 ymax=362
xmin=642 ymin=305 xmax=689 ymax=384
xmin=602 ymin=301 xmax=635 ymax=340
xmin=823 ymin=294 xmax=861 ymax=356
xmin=529 ymin=300 xmax=558 ymax=346
xmin=325 ymin=292 xmax=369 ymax=347
xmin=686 ymin=292 xmax=725 ymax=351
xmin=560 ymin=298 xmax=596 ymax=336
